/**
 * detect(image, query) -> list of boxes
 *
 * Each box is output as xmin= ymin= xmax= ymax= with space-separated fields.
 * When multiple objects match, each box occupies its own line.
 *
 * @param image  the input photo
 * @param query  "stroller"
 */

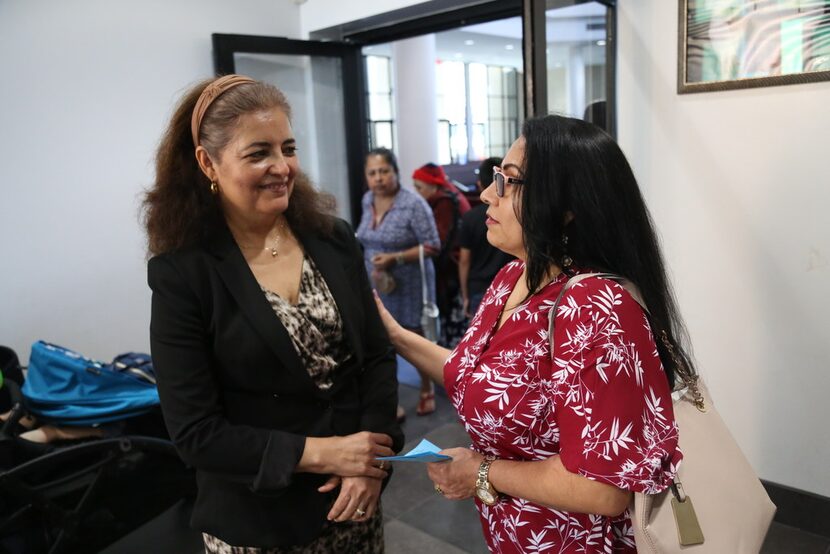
xmin=0 ymin=344 xmax=197 ymax=554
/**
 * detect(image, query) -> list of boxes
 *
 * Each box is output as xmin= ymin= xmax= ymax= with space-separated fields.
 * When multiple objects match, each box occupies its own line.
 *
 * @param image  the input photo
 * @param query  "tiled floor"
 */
xmin=385 ymin=384 xmax=830 ymax=554
xmin=103 ymin=382 xmax=830 ymax=553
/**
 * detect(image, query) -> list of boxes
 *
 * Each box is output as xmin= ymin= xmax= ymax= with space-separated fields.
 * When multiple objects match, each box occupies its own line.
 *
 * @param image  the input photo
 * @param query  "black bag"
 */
xmin=0 ymin=346 xmax=24 ymax=413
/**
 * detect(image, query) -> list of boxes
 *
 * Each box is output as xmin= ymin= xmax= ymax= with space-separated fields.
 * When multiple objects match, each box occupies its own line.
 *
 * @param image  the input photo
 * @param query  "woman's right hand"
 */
xmin=373 ymin=290 xmax=405 ymax=344
xmin=301 ymin=431 xmax=394 ymax=479
xmin=371 ymin=252 xmax=397 ymax=270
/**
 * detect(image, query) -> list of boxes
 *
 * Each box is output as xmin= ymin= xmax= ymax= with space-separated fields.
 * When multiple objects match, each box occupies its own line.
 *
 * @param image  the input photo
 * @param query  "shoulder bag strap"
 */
xmin=419 ymin=244 xmax=428 ymax=307
xmin=547 ymin=272 xmax=647 ymax=361
xmin=547 ymin=272 xmax=701 ymax=400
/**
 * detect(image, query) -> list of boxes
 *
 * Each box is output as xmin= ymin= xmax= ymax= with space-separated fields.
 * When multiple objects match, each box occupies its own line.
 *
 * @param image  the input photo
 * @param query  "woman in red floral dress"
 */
xmin=375 ymin=115 xmax=693 ymax=553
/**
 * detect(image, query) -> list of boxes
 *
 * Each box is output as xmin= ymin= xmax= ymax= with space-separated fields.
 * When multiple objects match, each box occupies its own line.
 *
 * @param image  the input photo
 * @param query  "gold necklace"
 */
xmin=238 ymin=222 xmax=287 ymax=258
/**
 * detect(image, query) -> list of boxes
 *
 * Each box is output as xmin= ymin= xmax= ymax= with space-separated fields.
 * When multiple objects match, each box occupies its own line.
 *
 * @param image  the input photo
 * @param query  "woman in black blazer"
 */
xmin=143 ymin=75 xmax=403 ymax=552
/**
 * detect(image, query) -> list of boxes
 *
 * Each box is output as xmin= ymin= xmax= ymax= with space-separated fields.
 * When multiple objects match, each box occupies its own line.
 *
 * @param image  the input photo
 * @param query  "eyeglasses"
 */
xmin=492 ymin=166 xmax=525 ymax=197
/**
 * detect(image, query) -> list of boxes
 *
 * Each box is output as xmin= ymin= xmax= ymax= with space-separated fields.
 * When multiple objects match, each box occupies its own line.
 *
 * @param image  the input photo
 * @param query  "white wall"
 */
xmin=0 ymin=0 xmax=300 ymax=363
xmin=617 ymin=2 xmax=830 ymax=497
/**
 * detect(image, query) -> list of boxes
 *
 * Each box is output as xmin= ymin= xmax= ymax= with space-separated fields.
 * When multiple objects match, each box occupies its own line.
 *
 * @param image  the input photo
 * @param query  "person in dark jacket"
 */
xmin=143 ymin=75 xmax=403 ymax=553
xmin=458 ymin=157 xmax=514 ymax=319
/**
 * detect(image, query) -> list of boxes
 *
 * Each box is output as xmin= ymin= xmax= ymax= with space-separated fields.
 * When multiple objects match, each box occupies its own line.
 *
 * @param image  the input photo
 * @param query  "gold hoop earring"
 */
xmin=210 ymin=181 xmax=219 ymax=195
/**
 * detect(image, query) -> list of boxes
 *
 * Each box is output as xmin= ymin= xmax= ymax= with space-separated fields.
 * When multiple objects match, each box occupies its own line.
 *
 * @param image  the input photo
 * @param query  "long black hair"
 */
xmin=518 ymin=115 xmax=694 ymax=386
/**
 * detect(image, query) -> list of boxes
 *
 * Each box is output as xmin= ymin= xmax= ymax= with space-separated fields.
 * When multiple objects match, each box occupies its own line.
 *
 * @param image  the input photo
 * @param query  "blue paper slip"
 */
xmin=376 ymin=439 xmax=452 ymax=463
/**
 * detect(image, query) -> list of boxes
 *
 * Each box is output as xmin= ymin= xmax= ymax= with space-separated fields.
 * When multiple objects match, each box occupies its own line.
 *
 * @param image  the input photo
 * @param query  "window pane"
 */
xmin=366 ymin=56 xmax=391 ymax=93
xmin=373 ymin=122 xmax=394 ymax=150
xmin=450 ymin=123 xmax=469 ymax=164
xmin=369 ymin=92 xmax=392 ymax=120
xmin=437 ymin=61 xmax=466 ymax=124
xmin=437 ymin=120 xmax=451 ymax=165
xmin=488 ymin=66 xmax=504 ymax=95
xmin=545 ymin=1 xmax=609 ymax=130
xmin=489 ymin=97 xmax=504 ymax=119
xmin=364 ymin=52 xmax=396 ymax=155
xmin=489 ymin=120 xmax=504 ymax=144
xmin=469 ymin=63 xmax=488 ymax=124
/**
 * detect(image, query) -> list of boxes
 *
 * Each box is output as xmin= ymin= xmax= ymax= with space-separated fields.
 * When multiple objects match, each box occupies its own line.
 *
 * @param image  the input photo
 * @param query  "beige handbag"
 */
xmin=549 ymin=273 xmax=776 ymax=553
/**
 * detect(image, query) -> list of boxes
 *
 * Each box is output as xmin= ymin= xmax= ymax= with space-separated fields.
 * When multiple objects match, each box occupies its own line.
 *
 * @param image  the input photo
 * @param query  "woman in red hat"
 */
xmin=412 ymin=163 xmax=471 ymax=350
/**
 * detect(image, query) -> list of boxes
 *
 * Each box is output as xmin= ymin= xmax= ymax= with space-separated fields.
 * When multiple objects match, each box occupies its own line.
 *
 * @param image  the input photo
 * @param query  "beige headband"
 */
xmin=190 ymin=74 xmax=256 ymax=147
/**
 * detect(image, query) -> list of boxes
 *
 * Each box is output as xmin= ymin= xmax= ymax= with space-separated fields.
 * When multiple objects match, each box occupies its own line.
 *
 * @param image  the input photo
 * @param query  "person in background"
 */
xmin=144 ymin=75 xmax=402 ymax=553
xmin=411 ymin=163 xmax=471 ymax=348
xmin=356 ymin=148 xmax=441 ymax=418
xmin=583 ymin=99 xmax=607 ymax=131
xmin=375 ymin=115 xmax=685 ymax=553
xmin=458 ymin=157 xmax=514 ymax=319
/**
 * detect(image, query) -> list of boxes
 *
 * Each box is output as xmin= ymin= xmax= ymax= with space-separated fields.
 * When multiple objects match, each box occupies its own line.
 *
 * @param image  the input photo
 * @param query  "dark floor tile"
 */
xmin=761 ymin=522 xmax=830 ymax=554
xmin=396 ymin=494 xmax=490 ymax=554
xmin=383 ymin=420 xmax=472 ymax=520
xmin=384 ymin=519 xmax=468 ymax=554
xmin=422 ymin=421 xmax=473 ymax=450
xmin=397 ymin=383 xmax=460 ymax=445
xmin=386 ymin=385 xmax=487 ymax=553
xmin=98 ymin=498 xmax=203 ymax=554
xmin=382 ymin=450 xmax=440 ymax=519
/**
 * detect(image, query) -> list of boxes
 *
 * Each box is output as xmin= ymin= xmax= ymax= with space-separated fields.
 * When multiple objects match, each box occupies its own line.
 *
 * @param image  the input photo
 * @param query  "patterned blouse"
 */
xmin=263 ymin=256 xmax=349 ymax=389
xmin=444 ymin=261 xmax=682 ymax=553
xmin=356 ymin=187 xmax=440 ymax=330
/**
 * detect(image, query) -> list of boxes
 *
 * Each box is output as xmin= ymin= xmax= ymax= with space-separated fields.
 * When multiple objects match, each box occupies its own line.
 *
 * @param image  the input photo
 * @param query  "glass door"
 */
xmin=522 ymin=0 xmax=616 ymax=135
xmin=213 ymin=34 xmax=367 ymax=224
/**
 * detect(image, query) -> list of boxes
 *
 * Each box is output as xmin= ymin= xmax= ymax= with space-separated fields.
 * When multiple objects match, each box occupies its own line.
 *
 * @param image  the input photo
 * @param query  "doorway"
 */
xmin=212 ymin=0 xmax=616 ymax=224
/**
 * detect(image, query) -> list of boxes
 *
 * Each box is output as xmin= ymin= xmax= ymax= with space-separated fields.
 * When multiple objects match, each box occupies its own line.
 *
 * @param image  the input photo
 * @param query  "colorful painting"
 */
xmin=679 ymin=0 xmax=830 ymax=92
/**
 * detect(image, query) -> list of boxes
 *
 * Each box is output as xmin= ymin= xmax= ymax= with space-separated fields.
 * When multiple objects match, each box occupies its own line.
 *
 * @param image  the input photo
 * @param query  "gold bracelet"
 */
xmin=396 ymin=252 xmax=405 ymax=266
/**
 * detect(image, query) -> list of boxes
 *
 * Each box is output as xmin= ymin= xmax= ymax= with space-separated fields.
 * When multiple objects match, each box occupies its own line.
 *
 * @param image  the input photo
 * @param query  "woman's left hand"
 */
xmin=426 ymin=448 xmax=484 ymax=500
xmin=320 ymin=475 xmax=383 ymax=522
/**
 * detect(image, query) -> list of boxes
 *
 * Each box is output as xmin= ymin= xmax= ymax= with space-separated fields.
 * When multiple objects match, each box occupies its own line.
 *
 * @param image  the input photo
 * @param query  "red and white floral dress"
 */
xmin=444 ymin=261 xmax=682 ymax=553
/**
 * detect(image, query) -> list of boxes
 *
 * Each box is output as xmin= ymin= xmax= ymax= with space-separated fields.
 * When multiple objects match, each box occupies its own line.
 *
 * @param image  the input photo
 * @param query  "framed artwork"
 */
xmin=678 ymin=0 xmax=830 ymax=93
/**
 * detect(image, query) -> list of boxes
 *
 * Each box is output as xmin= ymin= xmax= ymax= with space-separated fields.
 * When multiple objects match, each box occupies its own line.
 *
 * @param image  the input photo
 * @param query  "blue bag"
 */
xmin=21 ymin=341 xmax=160 ymax=426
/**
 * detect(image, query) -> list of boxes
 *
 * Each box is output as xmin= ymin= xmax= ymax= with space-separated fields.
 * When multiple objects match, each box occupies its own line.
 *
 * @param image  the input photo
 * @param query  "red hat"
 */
xmin=412 ymin=163 xmax=450 ymax=188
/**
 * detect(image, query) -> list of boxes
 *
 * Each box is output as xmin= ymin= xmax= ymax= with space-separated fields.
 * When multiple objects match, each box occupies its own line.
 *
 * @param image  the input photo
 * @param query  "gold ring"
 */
xmin=378 ymin=461 xmax=387 ymax=471
xmin=434 ymin=484 xmax=444 ymax=495
xmin=355 ymin=508 xmax=366 ymax=517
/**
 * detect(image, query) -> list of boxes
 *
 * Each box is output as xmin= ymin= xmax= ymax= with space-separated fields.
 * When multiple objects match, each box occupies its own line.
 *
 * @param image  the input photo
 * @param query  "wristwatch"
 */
xmin=475 ymin=456 xmax=499 ymax=506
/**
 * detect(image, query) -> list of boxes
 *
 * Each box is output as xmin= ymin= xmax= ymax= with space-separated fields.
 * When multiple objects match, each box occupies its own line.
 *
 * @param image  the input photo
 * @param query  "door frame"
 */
xmin=212 ymin=33 xmax=367 ymax=225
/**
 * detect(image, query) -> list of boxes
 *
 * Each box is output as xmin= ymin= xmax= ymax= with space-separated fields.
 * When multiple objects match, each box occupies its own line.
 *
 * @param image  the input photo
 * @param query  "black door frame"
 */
xmin=212 ymin=33 xmax=367 ymax=225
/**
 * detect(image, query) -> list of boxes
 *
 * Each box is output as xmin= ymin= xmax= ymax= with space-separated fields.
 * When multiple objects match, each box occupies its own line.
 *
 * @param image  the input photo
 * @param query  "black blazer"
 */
xmin=147 ymin=218 xmax=404 ymax=548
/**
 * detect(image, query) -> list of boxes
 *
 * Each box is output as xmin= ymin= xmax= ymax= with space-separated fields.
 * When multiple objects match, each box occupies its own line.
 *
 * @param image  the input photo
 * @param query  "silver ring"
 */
xmin=355 ymin=508 xmax=366 ymax=517
xmin=378 ymin=460 xmax=388 ymax=471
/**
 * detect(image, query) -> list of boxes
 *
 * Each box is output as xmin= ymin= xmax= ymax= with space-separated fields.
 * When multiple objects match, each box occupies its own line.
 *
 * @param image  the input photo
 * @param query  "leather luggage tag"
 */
xmin=671 ymin=495 xmax=705 ymax=546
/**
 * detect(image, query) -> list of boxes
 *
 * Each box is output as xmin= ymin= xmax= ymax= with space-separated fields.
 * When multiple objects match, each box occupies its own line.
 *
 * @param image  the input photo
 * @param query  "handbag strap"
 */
xmin=418 ymin=245 xmax=428 ymax=307
xmin=547 ymin=273 xmax=647 ymax=349
xmin=547 ymin=272 xmax=704 ymax=409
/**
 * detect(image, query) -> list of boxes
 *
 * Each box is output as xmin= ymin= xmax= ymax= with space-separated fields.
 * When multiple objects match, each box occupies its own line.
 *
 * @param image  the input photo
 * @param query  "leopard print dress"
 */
xmin=203 ymin=256 xmax=384 ymax=554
